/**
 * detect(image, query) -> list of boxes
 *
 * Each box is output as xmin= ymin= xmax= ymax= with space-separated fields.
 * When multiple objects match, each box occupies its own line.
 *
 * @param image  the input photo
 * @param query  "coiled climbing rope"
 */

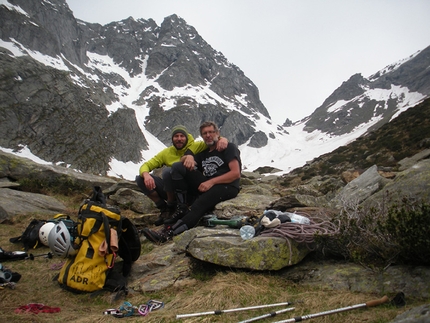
xmin=258 ymin=213 xmax=339 ymax=265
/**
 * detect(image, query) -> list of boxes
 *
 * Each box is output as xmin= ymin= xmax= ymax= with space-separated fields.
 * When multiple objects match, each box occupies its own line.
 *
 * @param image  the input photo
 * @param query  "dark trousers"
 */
xmin=171 ymin=162 xmax=239 ymax=228
xmin=135 ymin=167 xmax=174 ymax=204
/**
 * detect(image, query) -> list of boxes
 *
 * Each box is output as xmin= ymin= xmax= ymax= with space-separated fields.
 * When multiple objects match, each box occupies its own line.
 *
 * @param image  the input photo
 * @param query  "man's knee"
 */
xmin=161 ymin=167 xmax=172 ymax=179
xmin=171 ymin=162 xmax=187 ymax=180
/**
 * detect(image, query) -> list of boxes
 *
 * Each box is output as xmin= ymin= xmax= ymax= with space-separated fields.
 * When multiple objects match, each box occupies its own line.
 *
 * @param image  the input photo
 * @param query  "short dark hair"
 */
xmin=199 ymin=121 xmax=219 ymax=135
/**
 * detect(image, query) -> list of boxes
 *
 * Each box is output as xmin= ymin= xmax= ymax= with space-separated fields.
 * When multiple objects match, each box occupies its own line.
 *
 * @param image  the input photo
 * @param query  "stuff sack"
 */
xmin=57 ymin=186 xmax=140 ymax=293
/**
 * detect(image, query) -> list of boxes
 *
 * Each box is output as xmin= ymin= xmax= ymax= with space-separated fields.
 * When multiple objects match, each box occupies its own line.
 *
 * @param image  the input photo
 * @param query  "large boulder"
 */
xmin=398 ymin=148 xmax=430 ymax=171
xmin=390 ymin=304 xmax=430 ymax=323
xmin=109 ymin=187 xmax=156 ymax=214
xmin=331 ymin=165 xmax=389 ymax=208
xmin=0 ymin=188 xmax=67 ymax=217
xmin=130 ymin=243 xmax=194 ymax=293
xmin=363 ymin=159 xmax=430 ymax=209
xmin=174 ymin=226 xmax=311 ymax=270
xmin=129 ymin=226 xmax=311 ymax=292
xmin=212 ymin=193 xmax=275 ymax=218
xmin=0 ymin=150 xmax=119 ymax=191
xmin=280 ymin=258 xmax=430 ymax=299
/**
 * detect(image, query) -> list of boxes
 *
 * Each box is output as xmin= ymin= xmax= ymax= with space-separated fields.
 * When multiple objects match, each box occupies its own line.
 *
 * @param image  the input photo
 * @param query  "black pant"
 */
xmin=135 ymin=167 xmax=175 ymax=203
xmin=171 ymin=162 xmax=239 ymax=228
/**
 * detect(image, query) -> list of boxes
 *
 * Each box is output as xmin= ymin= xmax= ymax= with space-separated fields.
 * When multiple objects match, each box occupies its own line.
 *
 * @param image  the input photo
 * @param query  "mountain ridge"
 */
xmin=0 ymin=0 xmax=429 ymax=179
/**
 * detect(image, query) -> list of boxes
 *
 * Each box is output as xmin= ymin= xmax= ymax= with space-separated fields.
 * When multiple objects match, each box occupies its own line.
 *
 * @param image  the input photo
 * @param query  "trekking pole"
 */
xmin=176 ymin=302 xmax=293 ymax=319
xmin=238 ymin=307 xmax=295 ymax=323
xmin=271 ymin=296 xmax=389 ymax=323
xmin=25 ymin=252 xmax=53 ymax=260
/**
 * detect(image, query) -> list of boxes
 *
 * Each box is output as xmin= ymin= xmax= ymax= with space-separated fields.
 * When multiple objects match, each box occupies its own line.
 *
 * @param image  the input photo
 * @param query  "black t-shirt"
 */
xmin=194 ymin=143 xmax=241 ymax=189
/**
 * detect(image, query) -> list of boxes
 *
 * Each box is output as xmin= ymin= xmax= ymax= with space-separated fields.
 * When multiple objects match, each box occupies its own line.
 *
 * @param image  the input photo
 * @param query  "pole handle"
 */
xmin=366 ymin=296 xmax=389 ymax=307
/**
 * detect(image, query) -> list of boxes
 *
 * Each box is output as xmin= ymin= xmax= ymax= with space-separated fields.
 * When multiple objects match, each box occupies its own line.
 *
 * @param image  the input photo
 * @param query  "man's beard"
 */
xmin=173 ymin=141 xmax=185 ymax=149
xmin=206 ymin=138 xmax=218 ymax=148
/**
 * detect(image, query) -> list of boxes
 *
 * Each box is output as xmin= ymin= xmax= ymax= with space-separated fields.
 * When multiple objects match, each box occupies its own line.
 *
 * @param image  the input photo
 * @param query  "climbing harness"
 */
xmin=104 ymin=299 xmax=164 ymax=318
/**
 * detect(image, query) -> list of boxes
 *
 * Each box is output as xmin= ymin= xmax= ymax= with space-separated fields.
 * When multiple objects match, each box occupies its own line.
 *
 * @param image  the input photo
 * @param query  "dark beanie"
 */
xmin=171 ymin=125 xmax=188 ymax=138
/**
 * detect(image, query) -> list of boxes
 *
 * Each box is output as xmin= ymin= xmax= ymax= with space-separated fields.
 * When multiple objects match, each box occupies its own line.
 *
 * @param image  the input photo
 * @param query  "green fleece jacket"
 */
xmin=139 ymin=133 xmax=207 ymax=175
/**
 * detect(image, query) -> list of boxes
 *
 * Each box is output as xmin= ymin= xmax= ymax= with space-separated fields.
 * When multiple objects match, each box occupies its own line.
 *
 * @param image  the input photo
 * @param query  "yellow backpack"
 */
xmin=57 ymin=187 xmax=140 ymax=293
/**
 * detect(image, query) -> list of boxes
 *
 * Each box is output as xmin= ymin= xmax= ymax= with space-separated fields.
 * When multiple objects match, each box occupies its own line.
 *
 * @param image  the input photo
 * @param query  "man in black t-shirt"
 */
xmin=142 ymin=121 xmax=241 ymax=243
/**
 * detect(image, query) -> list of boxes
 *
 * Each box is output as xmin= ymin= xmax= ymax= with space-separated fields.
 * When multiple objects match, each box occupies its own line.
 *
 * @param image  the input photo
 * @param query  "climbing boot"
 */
xmin=154 ymin=205 xmax=176 ymax=226
xmin=164 ymin=190 xmax=189 ymax=225
xmin=141 ymin=227 xmax=173 ymax=243
xmin=164 ymin=205 xmax=189 ymax=225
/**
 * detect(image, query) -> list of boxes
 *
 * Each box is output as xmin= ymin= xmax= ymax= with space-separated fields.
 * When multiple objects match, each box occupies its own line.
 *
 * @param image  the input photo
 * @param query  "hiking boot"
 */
xmin=141 ymin=227 xmax=173 ymax=243
xmin=164 ymin=205 xmax=189 ymax=225
xmin=154 ymin=206 xmax=176 ymax=226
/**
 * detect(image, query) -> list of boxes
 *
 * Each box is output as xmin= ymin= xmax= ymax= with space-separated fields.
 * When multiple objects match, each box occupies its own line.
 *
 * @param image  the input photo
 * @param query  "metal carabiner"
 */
xmin=147 ymin=299 xmax=164 ymax=311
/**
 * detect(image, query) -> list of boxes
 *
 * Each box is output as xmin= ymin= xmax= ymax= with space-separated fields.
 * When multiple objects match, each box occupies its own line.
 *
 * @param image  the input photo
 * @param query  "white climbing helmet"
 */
xmin=48 ymin=221 xmax=78 ymax=258
xmin=38 ymin=222 xmax=56 ymax=247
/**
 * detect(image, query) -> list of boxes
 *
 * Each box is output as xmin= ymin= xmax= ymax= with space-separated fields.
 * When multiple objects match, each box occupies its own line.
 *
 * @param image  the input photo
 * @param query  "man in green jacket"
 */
xmin=136 ymin=125 xmax=227 ymax=225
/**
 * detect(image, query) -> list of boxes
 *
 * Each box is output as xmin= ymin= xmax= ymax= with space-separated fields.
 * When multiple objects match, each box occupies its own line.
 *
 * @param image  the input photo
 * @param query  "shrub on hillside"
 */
xmin=315 ymin=195 xmax=430 ymax=267
xmin=379 ymin=201 xmax=430 ymax=265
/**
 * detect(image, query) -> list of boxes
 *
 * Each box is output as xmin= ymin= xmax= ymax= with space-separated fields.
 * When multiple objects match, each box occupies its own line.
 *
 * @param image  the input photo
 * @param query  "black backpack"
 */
xmin=9 ymin=219 xmax=46 ymax=250
xmin=10 ymin=214 xmax=71 ymax=250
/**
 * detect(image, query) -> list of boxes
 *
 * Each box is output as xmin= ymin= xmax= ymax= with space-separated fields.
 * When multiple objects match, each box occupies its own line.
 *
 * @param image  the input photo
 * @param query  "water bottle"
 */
xmin=285 ymin=212 xmax=310 ymax=225
xmin=240 ymin=225 xmax=255 ymax=240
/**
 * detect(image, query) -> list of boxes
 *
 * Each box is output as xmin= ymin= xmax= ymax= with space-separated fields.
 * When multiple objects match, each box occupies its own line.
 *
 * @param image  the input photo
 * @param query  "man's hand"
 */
xmin=142 ymin=173 xmax=156 ymax=191
xmin=198 ymin=179 xmax=215 ymax=192
xmin=216 ymin=137 xmax=228 ymax=151
xmin=182 ymin=155 xmax=196 ymax=171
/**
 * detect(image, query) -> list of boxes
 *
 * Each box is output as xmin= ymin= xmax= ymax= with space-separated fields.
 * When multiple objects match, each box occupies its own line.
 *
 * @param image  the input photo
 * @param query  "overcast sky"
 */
xmin=66 ymin=0 xmax=430 ymax=123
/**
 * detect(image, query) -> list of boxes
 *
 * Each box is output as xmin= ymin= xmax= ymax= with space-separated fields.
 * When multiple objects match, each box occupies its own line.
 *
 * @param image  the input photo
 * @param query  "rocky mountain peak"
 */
xmin=0 ymin=0 xmax=429 ymax=178
xmin=1 ymin=0 xmax=84 ymax=64
xmin=370 ymin=45 xmax=430 ymax=94
xmin=158 ymin=14 xmax=194 ymax=38
xmin=303 ymin=46 xmax=429 ymax=136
